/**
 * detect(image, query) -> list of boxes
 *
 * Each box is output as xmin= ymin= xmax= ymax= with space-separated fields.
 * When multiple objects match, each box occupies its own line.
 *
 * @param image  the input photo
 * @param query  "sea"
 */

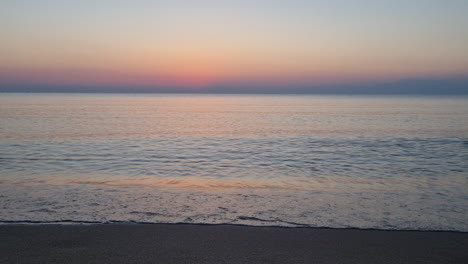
xmin=0 ymin=93 xmax=467 ymax=231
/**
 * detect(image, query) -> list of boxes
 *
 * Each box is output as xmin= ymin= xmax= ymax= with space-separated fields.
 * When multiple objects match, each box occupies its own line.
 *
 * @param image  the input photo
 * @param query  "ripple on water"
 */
xmin=1 ymin=95 xmax=467 ymax=230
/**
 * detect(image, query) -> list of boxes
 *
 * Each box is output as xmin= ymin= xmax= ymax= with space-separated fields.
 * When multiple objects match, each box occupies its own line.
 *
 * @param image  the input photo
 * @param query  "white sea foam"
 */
xmin=1 ymin=94 xmax=467 ymax=230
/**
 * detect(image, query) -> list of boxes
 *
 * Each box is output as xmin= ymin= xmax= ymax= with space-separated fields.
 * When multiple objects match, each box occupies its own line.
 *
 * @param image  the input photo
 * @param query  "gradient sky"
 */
xmin=1 ymin=0 xmax=467 ymax=92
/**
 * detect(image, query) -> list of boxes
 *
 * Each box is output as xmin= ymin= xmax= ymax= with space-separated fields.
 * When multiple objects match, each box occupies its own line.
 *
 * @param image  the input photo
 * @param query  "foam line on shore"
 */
xmin=1 ymin=220 xmax=467 ymax=233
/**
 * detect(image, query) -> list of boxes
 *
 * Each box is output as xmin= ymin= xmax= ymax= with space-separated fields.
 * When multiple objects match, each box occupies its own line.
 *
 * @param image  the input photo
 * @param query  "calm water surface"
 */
xmin=1 ymin=93 xmax=467 ymax=230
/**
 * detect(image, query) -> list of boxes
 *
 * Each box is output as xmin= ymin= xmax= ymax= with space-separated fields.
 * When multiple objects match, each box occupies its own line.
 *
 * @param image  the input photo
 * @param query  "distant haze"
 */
xmin=1 ymin=0 xmax=468 ymax=94
xmin=1 ymin=77 xmax=467 ymax=95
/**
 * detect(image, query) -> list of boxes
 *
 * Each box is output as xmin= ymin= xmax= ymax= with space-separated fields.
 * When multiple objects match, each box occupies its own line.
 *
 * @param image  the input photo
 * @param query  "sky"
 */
xmin=1 ymin=0 xmax=468 ymax=93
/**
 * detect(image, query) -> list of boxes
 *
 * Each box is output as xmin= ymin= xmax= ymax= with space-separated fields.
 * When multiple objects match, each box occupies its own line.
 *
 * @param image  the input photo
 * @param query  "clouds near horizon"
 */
xmin=1 ymin=0 xmax=467 ymax=93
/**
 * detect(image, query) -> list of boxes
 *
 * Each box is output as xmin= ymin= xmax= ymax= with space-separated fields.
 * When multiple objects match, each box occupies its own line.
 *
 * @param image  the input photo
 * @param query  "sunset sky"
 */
xmin=1 ymin=0 xmax=467 ymax=93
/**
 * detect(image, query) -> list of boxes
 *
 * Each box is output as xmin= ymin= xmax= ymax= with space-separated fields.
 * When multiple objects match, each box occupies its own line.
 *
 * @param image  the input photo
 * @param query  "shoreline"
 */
xmin=1 ymin=223 xmax=467 ymax=264
xmin=1 ymin=220 xmax=467 ymax=233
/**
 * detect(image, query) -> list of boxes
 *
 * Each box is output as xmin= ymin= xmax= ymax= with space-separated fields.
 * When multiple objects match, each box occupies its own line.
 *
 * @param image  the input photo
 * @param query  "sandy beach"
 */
xmin=2 ymin=0 xmax=468 ymax=262
xmin=1 ymin=224 xmax=467 ymax=264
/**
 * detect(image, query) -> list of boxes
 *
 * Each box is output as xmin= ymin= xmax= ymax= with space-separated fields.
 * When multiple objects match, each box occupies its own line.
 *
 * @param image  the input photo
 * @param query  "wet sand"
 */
xmin=1 ymin=224 xmax=467 ymax=264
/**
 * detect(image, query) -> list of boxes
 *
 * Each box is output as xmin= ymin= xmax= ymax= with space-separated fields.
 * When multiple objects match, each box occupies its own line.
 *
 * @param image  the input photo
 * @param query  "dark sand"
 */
xmin=1 ymin=224 xmax=467 ymax=264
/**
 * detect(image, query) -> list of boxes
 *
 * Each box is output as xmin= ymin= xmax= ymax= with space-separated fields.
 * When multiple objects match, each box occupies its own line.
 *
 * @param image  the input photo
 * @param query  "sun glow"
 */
xmin=1 ymin=1 xmax=467 ymax=91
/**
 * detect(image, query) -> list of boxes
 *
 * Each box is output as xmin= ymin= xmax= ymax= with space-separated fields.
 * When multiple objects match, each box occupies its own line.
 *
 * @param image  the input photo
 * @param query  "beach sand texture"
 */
xmin=1 ymin=224 xmax=467 ymax=264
